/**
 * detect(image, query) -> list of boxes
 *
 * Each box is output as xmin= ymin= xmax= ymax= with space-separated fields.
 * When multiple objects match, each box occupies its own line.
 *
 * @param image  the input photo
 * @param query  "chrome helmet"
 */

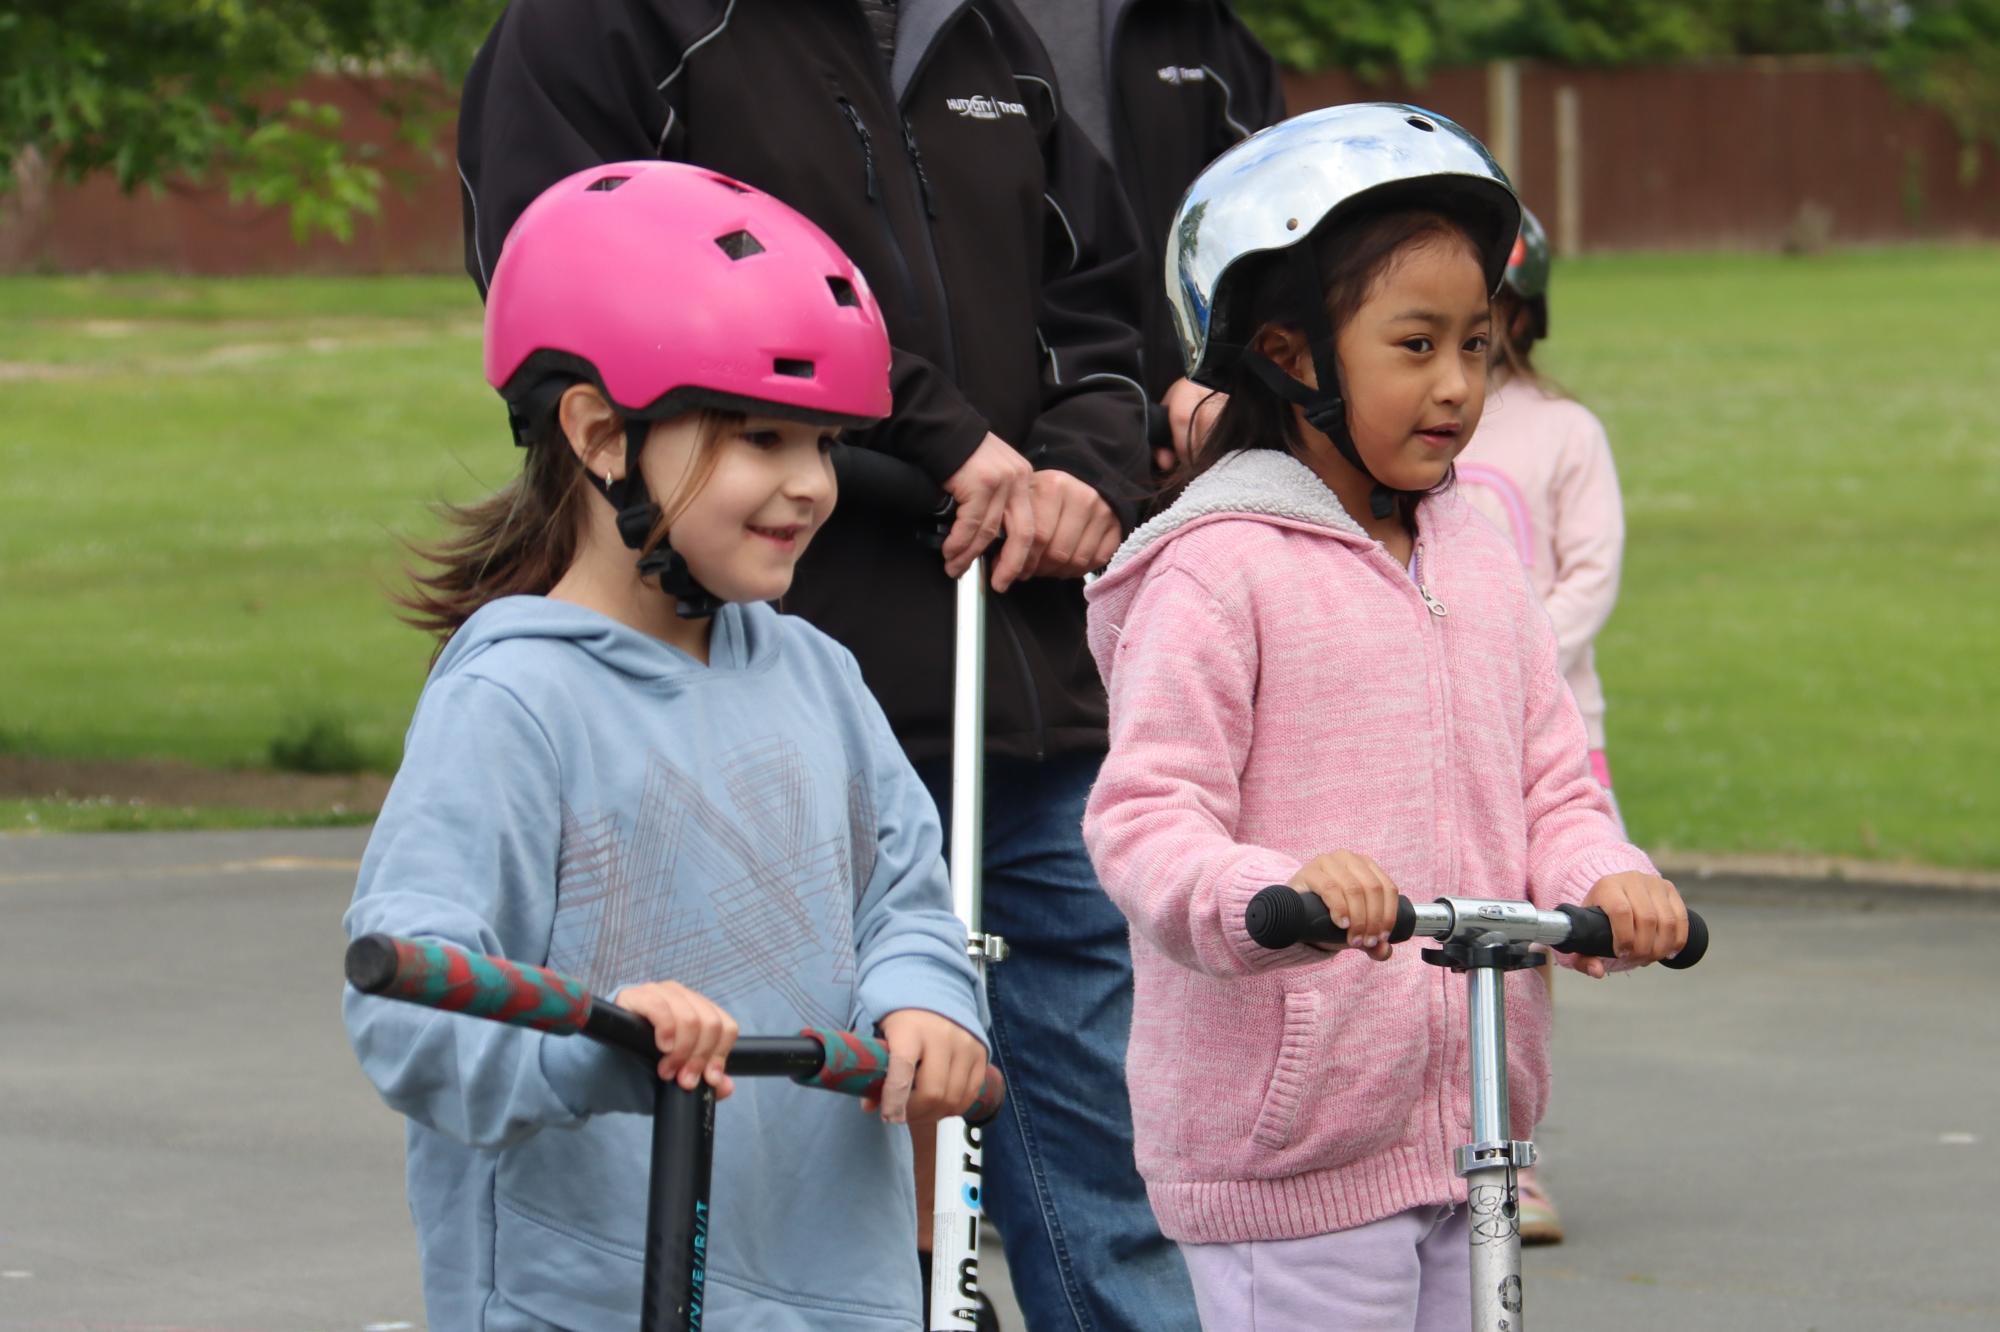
xmin=1164 ymin=102 xmax=1520 ymax=516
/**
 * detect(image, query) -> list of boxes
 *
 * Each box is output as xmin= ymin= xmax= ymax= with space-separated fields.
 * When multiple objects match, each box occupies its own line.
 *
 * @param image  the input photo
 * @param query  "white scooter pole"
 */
xmin=929 ymin=558 xmax=1008 ymax=1331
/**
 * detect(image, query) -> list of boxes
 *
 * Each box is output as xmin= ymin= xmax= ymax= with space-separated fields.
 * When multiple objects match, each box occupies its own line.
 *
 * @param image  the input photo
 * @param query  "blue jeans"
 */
xmin=917 ymin=752 xmax=1197 ymax=1332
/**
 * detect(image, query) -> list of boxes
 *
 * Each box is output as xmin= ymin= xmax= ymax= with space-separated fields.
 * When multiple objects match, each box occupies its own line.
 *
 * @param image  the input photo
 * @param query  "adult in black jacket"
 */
xmin=1012 ymin=0 xmax=1285 ymax=469
xmin=458 ymin=3 xmax=1190 ymax=1330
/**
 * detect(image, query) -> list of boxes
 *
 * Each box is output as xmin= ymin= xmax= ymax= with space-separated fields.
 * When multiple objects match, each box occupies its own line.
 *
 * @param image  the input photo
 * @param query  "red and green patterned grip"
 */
xmin=345 ymin=936 xmax=1007 ymax=1123
xmin=345 ymin=933 xmax=593 ymax=1035
xmin=799 ymin=1027 xmax=1007 ymax=1126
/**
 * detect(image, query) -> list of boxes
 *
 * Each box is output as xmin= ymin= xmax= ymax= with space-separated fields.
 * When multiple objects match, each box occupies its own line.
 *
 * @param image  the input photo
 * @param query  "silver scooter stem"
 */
xmin=1461 ymin=951 xmax=1529 ymax=1331
xmin=930 ymin=559 xmax=1004 ymax=1331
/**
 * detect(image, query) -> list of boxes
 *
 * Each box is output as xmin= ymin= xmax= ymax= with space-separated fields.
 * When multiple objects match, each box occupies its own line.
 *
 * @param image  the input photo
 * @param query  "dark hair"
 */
xmin=1158 ymin=205 xmax=1487 ymax=529
xmin=1491 ymin=288 xmax=1542 ymax=385
xmin=397 ymin=391 xmax=736 ymax=652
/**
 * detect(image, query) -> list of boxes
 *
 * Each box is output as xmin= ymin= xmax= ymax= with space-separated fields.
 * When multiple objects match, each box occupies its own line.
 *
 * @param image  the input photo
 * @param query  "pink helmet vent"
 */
xmin=484 ymin=161 xmax=893 ymax=427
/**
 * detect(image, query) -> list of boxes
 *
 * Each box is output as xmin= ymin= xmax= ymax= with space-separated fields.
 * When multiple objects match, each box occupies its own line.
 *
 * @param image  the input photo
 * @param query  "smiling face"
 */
xmin=641 ymin=413 xmax=838 ymax=604
xmin=1331 ymin=229 xmax=1493 ymax=495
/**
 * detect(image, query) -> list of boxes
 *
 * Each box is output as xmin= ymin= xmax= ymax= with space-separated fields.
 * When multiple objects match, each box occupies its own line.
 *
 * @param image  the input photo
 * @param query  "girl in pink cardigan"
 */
xmin=1082 ymin=105 xmax=1689 ymax=1329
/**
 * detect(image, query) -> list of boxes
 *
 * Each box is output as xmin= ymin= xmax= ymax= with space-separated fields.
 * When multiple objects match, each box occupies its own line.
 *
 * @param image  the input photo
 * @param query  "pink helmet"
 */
xmin=484 ymin=160 xmax=892 ymax=428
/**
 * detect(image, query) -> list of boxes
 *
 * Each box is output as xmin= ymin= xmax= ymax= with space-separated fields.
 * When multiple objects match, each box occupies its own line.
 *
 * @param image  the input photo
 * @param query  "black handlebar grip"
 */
xmin=1244 ymin=887 xmax=1416 ymax=950
xmin=1662 ymin=911 xmax=1708 ymax=969
xmin=1554 ymin=905 xmax=1708 ymax=969
xmin=1553 ymin=904 xmax=1616 ymax=958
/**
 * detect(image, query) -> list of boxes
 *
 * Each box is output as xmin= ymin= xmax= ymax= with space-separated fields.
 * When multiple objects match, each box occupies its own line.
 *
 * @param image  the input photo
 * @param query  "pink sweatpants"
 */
xmin=1178 ymin=1205 xmax=1469 ymax=1331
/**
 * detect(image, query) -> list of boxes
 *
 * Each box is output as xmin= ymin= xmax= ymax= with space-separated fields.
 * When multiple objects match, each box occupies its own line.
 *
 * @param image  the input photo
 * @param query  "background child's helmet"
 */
xmin=1168 ymin=103 xmax=1520 ymax=388
xmin=1503 ymin=205 xmax=1551 ymax=302
xmin=1503 ymin=205 xmax=1552 ymax=340
xmin=484 ymin=160 xmax=893 ymax=429
xmin=1164 ymin=103 xmax=1520 ymax=517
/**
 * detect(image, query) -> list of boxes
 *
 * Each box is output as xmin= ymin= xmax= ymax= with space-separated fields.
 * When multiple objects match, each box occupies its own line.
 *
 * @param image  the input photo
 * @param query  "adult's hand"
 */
xmin=941 ymin=432 xmax=1040 ymax=591
xmin=1026 ymin=471 xmax=1121 ymax=580
xmin=1158 ymin=377 xmax=1225 ymax=473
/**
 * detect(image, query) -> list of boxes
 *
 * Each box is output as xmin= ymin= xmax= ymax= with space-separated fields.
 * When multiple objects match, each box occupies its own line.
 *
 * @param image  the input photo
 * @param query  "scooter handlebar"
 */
xmin=1243 ymin=889 xmax=1417 ymax=950
xmin=346 ymin=933 xmax=1006 ymax=1123
xmin=1554 ymin=903 xmax=1708 ymax=970
xmin=1242 ymin=888 xmax=1708 ymax=969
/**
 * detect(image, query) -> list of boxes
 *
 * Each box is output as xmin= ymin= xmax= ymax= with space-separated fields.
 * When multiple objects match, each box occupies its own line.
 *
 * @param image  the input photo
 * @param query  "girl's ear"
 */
xmin=1252 ymin=323 xmax=1317 ymax=390
xmin=558 ymin=383 xmax=625 ymax=480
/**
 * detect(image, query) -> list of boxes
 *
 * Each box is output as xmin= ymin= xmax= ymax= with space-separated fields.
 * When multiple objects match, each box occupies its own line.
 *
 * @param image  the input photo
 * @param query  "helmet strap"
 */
xmin=1244 ymin=249 xmax=1408 ymax=522
xmin=1241 ymin=341 xmax=1400 ymax=522
xmin=584 ymin=417 xmax=724 ymax=620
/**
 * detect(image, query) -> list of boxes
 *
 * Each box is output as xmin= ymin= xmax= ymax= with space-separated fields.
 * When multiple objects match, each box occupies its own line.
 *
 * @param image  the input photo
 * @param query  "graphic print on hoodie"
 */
xmin=344 ymin=596 xmax=985 ymax=1331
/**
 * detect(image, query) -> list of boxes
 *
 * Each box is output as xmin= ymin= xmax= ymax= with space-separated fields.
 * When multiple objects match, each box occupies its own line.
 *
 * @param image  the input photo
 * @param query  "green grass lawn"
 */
xmin=0 ymin=276 xmax=493 ymax=778
xmin=2 ymin=253 xmax=1996 ymax=864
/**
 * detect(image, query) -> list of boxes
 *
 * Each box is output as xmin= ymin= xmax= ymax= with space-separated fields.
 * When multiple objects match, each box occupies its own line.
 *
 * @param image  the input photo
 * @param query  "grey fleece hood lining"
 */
xmin=1100 ymin=449 xmax=1369 ymax=579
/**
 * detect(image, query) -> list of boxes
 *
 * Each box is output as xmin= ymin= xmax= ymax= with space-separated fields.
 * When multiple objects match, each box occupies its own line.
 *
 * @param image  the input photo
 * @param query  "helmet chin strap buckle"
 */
xmin=1255 ymin=357 xmax=1406 ymax=522
xmin=594 ymin=418 xmax=723 ymax=620
xmin=637 ymin=543 xmax=725 ymax=620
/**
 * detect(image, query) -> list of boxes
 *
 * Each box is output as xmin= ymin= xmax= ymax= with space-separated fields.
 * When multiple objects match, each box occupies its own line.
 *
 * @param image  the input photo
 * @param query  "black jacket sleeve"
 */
xmin=981 ymin=1 xmax=1152 ymax=532
xmin=874 ymin=350 xmax=994 ymax=486
xmin=457 ymin=0 xmax=684 ymax=296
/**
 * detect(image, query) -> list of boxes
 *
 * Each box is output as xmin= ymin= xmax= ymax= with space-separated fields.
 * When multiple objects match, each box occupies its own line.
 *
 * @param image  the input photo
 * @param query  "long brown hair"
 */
xmin=1159 ymin=205 xmax=1487 ymax=529
xmin=398 ymin=389 xmax=734 ymax=651
xmin=1489 ymin=288 xmax=1568 ymax=400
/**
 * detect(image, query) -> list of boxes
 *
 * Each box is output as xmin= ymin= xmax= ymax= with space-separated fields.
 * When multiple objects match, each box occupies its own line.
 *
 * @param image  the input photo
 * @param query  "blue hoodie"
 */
xmin=344 ymin=596 xmax=986 ymax=1331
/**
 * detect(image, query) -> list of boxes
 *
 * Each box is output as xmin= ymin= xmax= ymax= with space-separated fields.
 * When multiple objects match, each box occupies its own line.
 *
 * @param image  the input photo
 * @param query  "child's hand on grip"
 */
xmin=1575 ymin=872 xmax=1689 ymax=977
xmin=1290 ymin=851 xmax=1399 ymax=961
xmin=613 ymin=981 xmax=739 ymax=1098
xmin=867 ymin=1009 xmax=990 ymax=1126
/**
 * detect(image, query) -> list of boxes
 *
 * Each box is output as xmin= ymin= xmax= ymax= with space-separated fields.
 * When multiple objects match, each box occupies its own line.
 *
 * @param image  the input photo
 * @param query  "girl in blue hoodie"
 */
xmin=343 ymin=161 xmax=989 ymax=1331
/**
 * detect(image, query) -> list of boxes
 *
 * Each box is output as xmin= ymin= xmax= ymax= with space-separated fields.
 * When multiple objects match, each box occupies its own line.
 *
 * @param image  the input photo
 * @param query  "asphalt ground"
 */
xmin=1 ymin=828 xmax=1995 ymax=1330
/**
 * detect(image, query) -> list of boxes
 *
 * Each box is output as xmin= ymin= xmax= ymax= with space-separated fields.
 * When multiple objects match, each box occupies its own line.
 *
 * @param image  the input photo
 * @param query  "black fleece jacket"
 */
xmin=1097 ymin=0 xmax=1286 ymax=398
xmin=458 ymin=0 xmax=1151 ymax=763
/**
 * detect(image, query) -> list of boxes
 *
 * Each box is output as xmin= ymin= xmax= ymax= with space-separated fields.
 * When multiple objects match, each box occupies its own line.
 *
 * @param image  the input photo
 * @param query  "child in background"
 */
xmin=1082 ymin=105 xmax=1689 ymax=1329
xmin=343 ymin=160 xmax=988 ymax=1332
xmin=1453 ymin=206 xmax=1628 ymax=1243
xmin=1457 ymin=206 xmax=1625 ymax=821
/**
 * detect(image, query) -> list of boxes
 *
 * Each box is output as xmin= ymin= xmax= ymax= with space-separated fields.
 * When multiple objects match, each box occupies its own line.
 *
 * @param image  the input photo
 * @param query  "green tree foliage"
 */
xmin=1878 ymin=0 xmax=2000 ymax=166
xmin=0 ymin=0 xmax=502 ymax=242
xmin=1238 ymin=0 xmax=1996 ymax=160
xmin=1235 ymin=1 xmax=1931 ymax=78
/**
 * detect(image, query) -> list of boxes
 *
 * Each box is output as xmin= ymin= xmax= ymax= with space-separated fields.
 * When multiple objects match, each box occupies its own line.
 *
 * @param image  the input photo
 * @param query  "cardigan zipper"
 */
xmin=1411 ymin=541 xmax=1448 ymax=617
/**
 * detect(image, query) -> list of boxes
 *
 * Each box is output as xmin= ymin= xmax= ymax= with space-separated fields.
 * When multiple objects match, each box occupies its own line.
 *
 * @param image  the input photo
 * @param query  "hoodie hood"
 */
xmin=431 ymin=595 xmax=769 ymax=691
xmin=1086 ymin=449 xmax=1374 ymax=681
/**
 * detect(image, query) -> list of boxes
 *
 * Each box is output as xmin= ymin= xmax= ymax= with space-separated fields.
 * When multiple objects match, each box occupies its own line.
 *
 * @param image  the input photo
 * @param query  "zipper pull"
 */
xmin=1413 ymin=542 xmax=1448 ymax=617
xmin=837 ymin=98 xmax=878 ymax=201
xmin=901 ymin=119 xmax=938 ymax=218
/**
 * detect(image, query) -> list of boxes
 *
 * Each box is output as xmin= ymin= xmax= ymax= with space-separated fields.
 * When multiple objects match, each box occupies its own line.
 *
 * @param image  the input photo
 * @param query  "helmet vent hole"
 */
xmin=1406 ymin=115 xmax=1435 ymax=132
xmin=586 ymin=176 xmax=630 ymax=192
xmin=827 ymin=276 xmax=861 ymax=307
xmin=774 ymin=358 xmax=816 ymax=380
xmin=711 ymin=176 xmax=753 ymax=193
xmin=715 ymin=230 xmax=766 ymax=260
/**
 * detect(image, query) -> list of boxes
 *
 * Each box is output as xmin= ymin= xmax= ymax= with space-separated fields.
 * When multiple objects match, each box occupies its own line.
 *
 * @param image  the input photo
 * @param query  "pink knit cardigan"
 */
xmin=1081 ymin=449 xmax=1652 ymax=1244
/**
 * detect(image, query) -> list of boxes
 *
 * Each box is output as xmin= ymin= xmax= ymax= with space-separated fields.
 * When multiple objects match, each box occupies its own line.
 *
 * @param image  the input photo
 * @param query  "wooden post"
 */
xmin=1487 ymin=60 xmax=1522 ymax=189
xmin=1555 ymin=84 xmax=1582 ymax=256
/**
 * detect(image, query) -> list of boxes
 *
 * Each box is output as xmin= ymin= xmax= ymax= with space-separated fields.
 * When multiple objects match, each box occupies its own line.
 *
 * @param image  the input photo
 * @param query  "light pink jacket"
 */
xmin=1455 ymin=379 xmax=1623 ymax=749
xmin=1081 ymin=450 xmax=1651 ymax=1244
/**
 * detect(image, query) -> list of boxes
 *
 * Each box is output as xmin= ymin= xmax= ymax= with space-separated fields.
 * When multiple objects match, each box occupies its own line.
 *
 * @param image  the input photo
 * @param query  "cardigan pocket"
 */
xmin=1250 ymin=987 xmax=1324 ymax=1151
